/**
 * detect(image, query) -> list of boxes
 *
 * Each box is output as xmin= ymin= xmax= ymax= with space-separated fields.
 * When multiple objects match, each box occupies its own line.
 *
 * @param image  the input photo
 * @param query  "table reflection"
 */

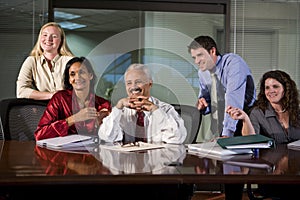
xmin=34 ymin=145 xmax=111 ymax=175
xmin=221 ymin=144 xmax=300 ymax=175
xmin=182 ymin=154 xmax=221 ymax=175
xmin=30 ymin=142 xmax=300 ymax=177
xmin=93 ymin=143 xmax=186 ymax=174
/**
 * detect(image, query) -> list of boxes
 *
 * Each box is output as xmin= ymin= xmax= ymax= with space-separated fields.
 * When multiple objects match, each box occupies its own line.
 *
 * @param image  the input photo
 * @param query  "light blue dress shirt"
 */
xmin=198 ymin=53 xmax=256 ymax=137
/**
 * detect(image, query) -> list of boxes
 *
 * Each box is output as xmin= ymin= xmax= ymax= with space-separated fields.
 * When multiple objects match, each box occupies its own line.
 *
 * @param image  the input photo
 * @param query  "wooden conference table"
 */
xmin=0 ymin=140 xmax=300 ymax=199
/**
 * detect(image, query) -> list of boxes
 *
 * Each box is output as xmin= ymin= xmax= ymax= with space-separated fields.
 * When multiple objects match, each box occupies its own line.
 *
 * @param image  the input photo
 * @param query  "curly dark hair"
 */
xmin=63 ymin=57 xmax=97 ymax=91
xmin=256 ymin=70 xmax=300 ymax=127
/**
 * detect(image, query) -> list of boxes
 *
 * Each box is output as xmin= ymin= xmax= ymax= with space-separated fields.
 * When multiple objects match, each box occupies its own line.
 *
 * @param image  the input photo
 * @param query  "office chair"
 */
xmin=0 ymin=117 xmax=4 ymax=140
xmin=0 ymin=98 xmax=48 ymax=141
xmin=171 ymin=104 xmax=201 ymax=144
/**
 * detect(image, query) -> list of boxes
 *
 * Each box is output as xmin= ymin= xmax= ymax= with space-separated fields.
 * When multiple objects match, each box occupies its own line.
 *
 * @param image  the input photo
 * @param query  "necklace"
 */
xmin=275 ymin=108 xmax=286 ymax=113
xmin=78 ymin=99 xmax=88 ymax=109
xmin=78 ymin=101 xmax=85 ymax=109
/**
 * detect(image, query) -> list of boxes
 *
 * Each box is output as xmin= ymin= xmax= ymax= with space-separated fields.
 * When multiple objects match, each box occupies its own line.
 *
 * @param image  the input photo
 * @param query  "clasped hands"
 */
xmin=116 ymin=96 xmax=158 ymax=112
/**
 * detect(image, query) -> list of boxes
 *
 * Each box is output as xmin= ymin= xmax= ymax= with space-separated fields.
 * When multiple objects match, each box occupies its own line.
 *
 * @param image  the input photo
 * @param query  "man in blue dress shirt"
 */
xmin=188 ymin=35 xmax=256 ymax=200
xmin=188 ymin=35 xmax=256 ymax=138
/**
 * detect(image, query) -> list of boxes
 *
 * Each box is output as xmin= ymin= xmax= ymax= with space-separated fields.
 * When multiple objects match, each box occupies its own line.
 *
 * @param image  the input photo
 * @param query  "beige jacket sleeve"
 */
xmin=16 ymin=56 xmax=37 ymax=98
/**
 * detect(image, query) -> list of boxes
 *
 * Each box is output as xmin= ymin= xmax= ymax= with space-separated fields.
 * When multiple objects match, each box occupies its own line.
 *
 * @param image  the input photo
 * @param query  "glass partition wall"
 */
xmin=1 ymin=0 xmax=299 ymax=104
xmin=49 ymin=0 xmax=300 ymax=143
xmin=230 ymin=1 xmax=300 ymax=90
xmin=0 ymin=0 xmax=298 ymax=141
xmin=50 ymin=0 xmax=229 ymax=106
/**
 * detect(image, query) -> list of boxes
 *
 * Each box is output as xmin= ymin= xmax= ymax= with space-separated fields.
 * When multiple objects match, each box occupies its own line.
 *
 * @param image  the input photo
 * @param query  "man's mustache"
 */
xmin=129 ymin=87 xmax=142 ymax=93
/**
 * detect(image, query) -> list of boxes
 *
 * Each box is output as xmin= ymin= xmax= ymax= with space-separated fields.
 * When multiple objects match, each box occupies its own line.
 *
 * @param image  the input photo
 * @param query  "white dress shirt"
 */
xmin=98 ymin=96 xmax=187 ymax=144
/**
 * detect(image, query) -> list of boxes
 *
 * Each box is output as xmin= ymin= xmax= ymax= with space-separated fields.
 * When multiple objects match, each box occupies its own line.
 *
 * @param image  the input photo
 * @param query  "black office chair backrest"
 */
xmin=0 ymin=98 xmax=48 ymax=141
xmin=0 ymin=117 xmax=4 ymax=140
xmin=172 ymin=104 xmax=201 ymax=144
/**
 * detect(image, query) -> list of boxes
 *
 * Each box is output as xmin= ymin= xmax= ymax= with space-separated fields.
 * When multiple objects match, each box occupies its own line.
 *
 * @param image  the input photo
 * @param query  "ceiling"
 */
xmin=0 ymin=0 xmax=140 ymax=33
xmin=0 ymin=0 xmax=295 ymax=33
xmin=55 ymin=8 xmax=141 ymax=32
xmin=0 ymin=0 xmax=45 ymax=32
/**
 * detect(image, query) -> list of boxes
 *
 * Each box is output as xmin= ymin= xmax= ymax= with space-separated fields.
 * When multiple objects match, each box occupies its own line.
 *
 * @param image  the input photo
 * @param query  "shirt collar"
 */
xmin=214 ymin=55 xmax=223 ymax=74
xmin=265 ymin=103 xmax=277 ymax=118
xmin=71 ymin=91 xmax=95 ymax=110
xmin=40 ymin=54 xmax=61 ymax=65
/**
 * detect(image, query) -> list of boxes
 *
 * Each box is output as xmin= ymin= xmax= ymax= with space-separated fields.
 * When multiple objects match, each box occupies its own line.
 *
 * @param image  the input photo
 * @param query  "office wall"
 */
xmin=0 ymin=0 xmax=299 ymax=101
xmin=231 ymin=1 xmax=300 ymax=89
xmin=66 ymin=32 xmax=116 ymax=57
xmin=0 ymin=32 xmax=32 ymax=99
xmin=0 ymin=31 xmax=112 ymax=100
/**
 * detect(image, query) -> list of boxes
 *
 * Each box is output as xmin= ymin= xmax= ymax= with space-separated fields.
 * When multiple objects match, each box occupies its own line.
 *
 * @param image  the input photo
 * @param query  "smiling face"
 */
xmin=40 ymin=25 xmax=61 ymax=54
xmin=190 ymin=47 xmax=216 ymax=72
xmin=125 ymin=69 xmax=152 ymax=98
xmin=68 ymin=62 xmax=93 ymax=92
xmin=264 ymin=78 xmax=285 ymax=104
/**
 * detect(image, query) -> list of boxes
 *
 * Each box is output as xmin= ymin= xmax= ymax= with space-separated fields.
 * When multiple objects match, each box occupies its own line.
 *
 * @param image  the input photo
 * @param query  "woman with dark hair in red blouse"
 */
xmin=34 ymin=57 xmax=111 ymax=140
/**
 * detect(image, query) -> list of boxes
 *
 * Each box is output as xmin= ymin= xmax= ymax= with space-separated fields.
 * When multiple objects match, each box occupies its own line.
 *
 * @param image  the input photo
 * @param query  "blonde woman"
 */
xmin=16 ymin=22 xmax=74 ymax=100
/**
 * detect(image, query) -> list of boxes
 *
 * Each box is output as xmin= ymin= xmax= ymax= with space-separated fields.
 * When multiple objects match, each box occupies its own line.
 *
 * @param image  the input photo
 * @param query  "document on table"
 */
xmin=187 ymin=141 xmax=253 ymax=161
xmin=100 ymin=142 xmax=165 ymax=152
xmin=287 ymin=140 xmax=300 ymax=150
xmin=36 ymin=134 xmax=95 ymax=149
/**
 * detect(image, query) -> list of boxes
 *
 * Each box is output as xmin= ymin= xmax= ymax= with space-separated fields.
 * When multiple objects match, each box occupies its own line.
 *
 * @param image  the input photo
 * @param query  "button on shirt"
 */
xmin=16 ymin=55 xmax=73 ymax=98
xmin=197 ymin=53 xmax=256 ymax=137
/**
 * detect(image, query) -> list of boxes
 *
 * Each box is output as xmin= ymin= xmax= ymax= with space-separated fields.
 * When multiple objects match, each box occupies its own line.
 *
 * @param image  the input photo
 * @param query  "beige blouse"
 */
xmin=16 ymin=55 xmax=73 ymax=98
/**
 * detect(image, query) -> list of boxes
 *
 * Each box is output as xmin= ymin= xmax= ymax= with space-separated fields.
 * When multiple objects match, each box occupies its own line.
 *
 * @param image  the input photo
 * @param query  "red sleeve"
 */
xmin=34 ymin=91 xmax=72 ymax=140
xmin=95 ymin=96 xmax=112 ymax=112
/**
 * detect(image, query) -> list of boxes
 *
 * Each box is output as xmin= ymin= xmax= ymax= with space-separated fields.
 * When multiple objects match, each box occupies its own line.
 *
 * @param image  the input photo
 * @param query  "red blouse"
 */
xmin=34 ymin=89 xmax=111 ymax=140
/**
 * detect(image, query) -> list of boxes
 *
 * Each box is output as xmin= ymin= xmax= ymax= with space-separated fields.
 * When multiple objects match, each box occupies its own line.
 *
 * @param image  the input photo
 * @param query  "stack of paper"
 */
xmin=100 ymin=142 xmax=165 ymax=152
xmin=36 ymin=134 xmax=95 ymax=150
xmin=287 ymin=140 xmax=300 ymax=150
xmin=187 ymin=141 xmax=253 ymax=161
